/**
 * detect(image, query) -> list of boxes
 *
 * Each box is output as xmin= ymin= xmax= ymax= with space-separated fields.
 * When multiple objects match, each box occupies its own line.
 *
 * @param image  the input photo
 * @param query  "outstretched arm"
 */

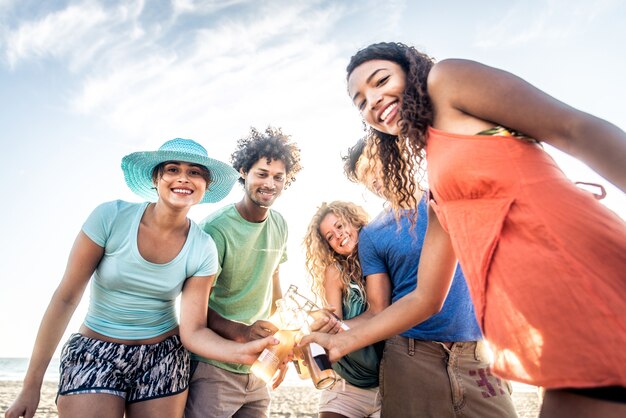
xmin=429 ymin=58 xmax=626 ymax=191
xmin=179 ymin=275 xmax=277 ymax=365
xmin=300 ymin=205 xmax=457 ymax=361
xmin=5 ymin=232 xmax=102 ymax=418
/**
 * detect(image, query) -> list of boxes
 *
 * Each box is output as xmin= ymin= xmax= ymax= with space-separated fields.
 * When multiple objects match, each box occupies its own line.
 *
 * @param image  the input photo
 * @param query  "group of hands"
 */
xmin=245 ymin=307 xmax=344 ymax=389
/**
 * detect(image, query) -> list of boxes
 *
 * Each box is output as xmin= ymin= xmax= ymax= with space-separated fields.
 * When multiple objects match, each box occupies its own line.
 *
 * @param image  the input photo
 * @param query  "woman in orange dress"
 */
xmin=302 ymin=42 xmax=626 ymax=417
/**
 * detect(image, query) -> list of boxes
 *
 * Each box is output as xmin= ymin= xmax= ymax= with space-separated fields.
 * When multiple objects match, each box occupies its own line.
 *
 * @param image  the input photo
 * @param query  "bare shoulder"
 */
xmin=427 ymin=59 xmax=501 ymax=132
xmin=428 ymin=59 xmax=490 ymax=86
xmin=324 ymin=264 xmax=343 ymax=285
xmin=428 ymin=57 xmax=585 ymax=139
xmin=427 ymin=58 xmax=513 ymax=101
xmin=323 ymin=264 xmax=346 ymax=294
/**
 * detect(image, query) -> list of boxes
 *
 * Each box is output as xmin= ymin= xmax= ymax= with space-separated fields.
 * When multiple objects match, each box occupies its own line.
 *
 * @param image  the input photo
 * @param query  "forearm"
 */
xmin=207 ymin=307 xmax=250 ymax=343
xmin=335 ymin=290 xmax=440 ymax=357
xmin=565 ymin=115 xmax=626 ymax=192
xmin=24 ymin=291 xmax=80 ymax=389
xmin=182 ymin=327 xmax=253 ymax=364
xmin=343 ymin=309 xmax=375 ymax=329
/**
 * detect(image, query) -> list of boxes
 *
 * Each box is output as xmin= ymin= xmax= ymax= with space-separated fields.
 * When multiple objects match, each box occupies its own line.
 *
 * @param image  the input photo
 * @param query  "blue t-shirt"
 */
xmin=82 ymin=200 xmax=218 ymax=339
xmin=358 ymin=197 xmax=482 ymax=341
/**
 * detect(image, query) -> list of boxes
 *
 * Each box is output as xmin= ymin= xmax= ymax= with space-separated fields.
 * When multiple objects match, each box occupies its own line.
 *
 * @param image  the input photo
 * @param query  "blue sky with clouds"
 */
xmin=1 ymin=0 xmax=624 ymax=357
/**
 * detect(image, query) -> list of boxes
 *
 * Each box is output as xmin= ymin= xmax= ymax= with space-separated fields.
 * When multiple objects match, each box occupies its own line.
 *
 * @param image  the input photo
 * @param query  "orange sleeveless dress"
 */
xmin=426 ymin=126 xmax=626 ymax=388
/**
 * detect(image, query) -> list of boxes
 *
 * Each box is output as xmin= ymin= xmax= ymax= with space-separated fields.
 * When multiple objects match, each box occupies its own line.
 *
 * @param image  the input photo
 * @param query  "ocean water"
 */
xmin=0 ymin=357 xmax=307 ymax=386
xmin=0 ymin=358 xmax=60 ymax=382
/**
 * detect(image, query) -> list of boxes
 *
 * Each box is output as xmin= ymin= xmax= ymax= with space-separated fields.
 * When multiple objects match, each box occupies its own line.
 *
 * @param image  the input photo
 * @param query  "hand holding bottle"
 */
xmin=250 ymin=299 xmax=301 ymax=383
xmin=297 ymin=322 xmax=337 ymax=390
xmin=298 ymin=330 xmax=350 ymax=364
xmin=245 ymin=319 xmax=280 ymax=340
xmin=308 ymin=307 xmax=345 ymax=334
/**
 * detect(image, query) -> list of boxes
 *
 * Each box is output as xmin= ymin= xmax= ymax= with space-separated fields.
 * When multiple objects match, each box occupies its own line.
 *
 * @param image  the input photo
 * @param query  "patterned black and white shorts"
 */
xmin=58 ymin=333 xmax=190 ymax=403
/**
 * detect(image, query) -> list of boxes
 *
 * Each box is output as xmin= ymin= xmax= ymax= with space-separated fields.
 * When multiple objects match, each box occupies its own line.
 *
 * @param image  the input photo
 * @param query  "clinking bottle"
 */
xmin=284 ymin=284 xmax=350 ymax=331
xmin=299 ymin=320 xmax=337 ymax=390
xmin=250 ymin=299 xmax=301 ymax=383
xmin=292 ymin=345 xmax=310 ymax=379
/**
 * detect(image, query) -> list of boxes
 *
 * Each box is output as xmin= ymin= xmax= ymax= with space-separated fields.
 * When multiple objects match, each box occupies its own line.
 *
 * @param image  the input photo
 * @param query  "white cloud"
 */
xmin=67 ymin=0 xmax=350 ymax=144
xmin=4 ymin=0 xmax=146 ymax=70
xmin=171 ymin=0 xmax=250 ymax=16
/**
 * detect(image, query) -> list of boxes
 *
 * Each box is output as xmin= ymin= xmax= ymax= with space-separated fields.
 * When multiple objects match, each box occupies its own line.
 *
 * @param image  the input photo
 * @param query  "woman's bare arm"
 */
xmin=428 ymin=58 xmax=626 ymax=191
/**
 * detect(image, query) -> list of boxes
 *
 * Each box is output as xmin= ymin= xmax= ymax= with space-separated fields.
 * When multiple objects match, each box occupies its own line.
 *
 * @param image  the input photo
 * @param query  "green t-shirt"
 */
xmin=193 ymin=203 xmax=288 ymax=373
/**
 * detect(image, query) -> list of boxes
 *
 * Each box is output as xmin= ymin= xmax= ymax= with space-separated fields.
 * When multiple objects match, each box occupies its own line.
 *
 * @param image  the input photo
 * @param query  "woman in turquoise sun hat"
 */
xmin=6 ymin=138 xmax=278 ymax=418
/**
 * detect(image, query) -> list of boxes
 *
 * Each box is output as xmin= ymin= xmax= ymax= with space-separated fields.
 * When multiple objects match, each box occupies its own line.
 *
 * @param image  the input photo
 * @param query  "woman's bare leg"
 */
xmin=126 ymin=390 xmax=188 ymax=418
xmin=57 ymin=393 xmax=125 ymax=418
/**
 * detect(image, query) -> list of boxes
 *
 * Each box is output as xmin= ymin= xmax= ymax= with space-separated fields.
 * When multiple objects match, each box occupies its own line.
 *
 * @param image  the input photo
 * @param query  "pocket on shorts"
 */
xmin=474 ymin=340 xmax=491 ymax=364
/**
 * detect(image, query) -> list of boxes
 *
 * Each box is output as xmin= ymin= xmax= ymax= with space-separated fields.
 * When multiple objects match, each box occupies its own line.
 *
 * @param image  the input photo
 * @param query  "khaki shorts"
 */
xmin=319 ymin=378 xmax=381 ymax=418
xmin=185 ymin=361 xmax=270 ymax=418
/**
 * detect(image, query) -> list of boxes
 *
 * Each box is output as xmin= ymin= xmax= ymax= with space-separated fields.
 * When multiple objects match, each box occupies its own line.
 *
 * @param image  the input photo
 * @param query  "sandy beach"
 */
xmin=0 ymin=380 xmax=541 ymax=417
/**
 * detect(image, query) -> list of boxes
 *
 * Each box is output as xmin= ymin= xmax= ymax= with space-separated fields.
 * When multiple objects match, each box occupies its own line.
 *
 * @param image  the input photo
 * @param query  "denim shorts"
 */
xmin=58 ymin=333 xmax=190 ymax=403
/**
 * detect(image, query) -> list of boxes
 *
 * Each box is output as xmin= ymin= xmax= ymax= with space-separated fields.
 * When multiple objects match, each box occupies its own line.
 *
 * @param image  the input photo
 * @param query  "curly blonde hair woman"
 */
xmin=303 ymin=201 xmax=382 ymax=418
xmin=304 ymin=201 xmax=369 ymax=307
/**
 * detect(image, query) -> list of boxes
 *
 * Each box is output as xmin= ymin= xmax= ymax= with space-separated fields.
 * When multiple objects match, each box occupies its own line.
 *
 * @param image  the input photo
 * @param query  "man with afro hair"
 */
xmin=186 ymin=126 xmax=302 ymax=418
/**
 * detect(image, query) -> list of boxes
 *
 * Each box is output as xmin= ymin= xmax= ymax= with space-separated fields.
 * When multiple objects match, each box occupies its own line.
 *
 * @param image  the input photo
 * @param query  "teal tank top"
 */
xmin=332 ymin=282 xmax=382 ymax=388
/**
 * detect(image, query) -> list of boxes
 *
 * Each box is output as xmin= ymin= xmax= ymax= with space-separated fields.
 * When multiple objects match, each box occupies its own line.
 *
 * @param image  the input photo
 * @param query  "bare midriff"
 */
xmin=78 ymin=323 xmax=180 ymax=345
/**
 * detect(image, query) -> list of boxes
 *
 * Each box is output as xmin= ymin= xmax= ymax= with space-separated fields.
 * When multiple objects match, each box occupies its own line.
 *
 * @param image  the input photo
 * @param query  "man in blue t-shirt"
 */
xmin=344 ymin=138 xmax=517 ymax=417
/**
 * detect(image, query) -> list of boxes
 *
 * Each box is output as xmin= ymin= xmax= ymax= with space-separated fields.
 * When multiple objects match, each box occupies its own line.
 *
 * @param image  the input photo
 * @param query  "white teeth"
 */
xmin=340 ymin=237 xmax=349 ymax=247
xmin=173 ymin=188 xmax=192 ymax=194
xmin=381 ymin=102 xmax=397 ymax=122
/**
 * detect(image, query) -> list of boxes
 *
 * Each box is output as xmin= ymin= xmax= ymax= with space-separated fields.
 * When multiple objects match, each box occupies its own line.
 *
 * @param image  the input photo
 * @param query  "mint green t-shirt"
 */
xmin=81 ymin=200 xmax=218 ymax=339
xmin=193 ymin=203 xmax=288 ymax=373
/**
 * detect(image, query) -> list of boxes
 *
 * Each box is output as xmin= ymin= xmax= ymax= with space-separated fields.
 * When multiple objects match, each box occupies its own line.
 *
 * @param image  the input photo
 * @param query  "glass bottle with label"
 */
xmin=250 ymin=299 xmax=301 ymax=383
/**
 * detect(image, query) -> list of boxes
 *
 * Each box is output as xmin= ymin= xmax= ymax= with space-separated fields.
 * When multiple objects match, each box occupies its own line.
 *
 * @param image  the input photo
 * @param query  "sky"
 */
xmin=1 ymin=0 xmax=624 ymax=358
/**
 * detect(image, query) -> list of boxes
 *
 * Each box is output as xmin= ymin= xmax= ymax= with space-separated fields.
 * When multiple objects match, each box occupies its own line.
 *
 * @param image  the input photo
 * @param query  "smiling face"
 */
xmin=241 ymin=157 xmax=286 ymax=208
xmin=154 ymin=161 xmax=209 ymax=208
xmin=348 ymin=59 xmax=407 ymax=136
xmin=319 ymin=212 xmax=359 ymax=257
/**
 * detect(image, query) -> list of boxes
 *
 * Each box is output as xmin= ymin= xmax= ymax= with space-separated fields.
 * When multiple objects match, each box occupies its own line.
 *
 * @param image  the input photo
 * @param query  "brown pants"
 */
xmin=380 ymin=336 xmax=518 ymax=417
xmin=184 ymin=361 xmax=270 ymax=418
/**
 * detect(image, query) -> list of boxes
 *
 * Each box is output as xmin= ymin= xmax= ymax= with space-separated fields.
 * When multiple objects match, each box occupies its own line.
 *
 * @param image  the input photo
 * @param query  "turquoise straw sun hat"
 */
xmin=121 ymin=138 xmax=239 ymax=204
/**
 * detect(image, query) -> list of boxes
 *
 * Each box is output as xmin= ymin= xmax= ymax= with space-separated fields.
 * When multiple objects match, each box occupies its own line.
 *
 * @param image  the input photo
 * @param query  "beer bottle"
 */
xmin=292 ymin=345 xmax=310 ymax=379
xmin=284 ymin=284 xmax=350 ymax=330
xmin=250 ymin=299 xmax=301 ymax=383
xmin=299 ymin=321 xmax=337 ymax=390
xmin=301 ymin=340 xmax=337 ymax=389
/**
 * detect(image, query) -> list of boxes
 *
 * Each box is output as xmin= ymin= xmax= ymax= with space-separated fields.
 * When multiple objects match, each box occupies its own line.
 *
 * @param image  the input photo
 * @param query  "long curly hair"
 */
xmin=231 ymin=126 xmax=302 ymax=188
xmin=347 ymin=41 xmax=435 ymax=211
xmin=303 ymin=201 xmax=370 ymax=306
